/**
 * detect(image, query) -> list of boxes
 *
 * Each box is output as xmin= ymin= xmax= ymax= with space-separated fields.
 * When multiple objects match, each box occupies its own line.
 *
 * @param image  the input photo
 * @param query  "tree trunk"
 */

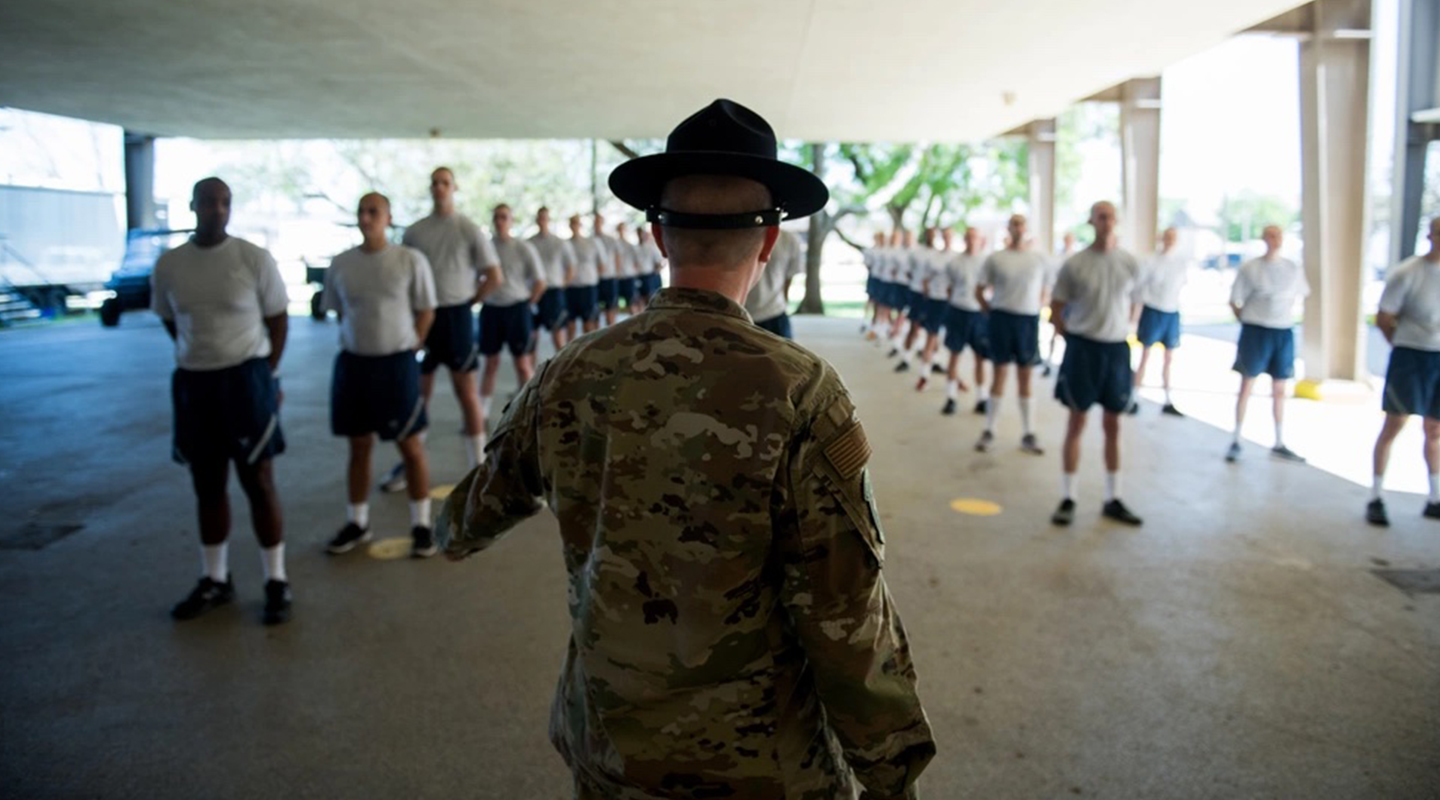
xmin=798 ymin=143 xmax=828 ymax=315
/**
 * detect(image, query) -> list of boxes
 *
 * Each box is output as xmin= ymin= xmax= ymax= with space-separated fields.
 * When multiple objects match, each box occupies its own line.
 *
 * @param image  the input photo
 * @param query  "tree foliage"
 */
xmin=1217 ymin=191 xmax=1299 ymax=242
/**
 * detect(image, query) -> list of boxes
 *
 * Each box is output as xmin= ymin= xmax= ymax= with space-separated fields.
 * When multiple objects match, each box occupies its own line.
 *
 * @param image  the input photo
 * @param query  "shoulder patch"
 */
xmin=824 ymin=418 xmax=871 ymax=480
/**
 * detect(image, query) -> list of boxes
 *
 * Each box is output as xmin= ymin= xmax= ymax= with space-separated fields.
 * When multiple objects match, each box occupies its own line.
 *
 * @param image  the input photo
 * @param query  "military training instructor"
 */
xmin=437 ymin=99 xmax=936 ymax=799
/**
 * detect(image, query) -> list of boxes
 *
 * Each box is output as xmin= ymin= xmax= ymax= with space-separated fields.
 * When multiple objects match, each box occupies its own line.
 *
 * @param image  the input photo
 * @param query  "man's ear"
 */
xmin=758 ymin=226 xmax=781 ymax=263
xmin=650 ymin=223 xmax=668 ymax=258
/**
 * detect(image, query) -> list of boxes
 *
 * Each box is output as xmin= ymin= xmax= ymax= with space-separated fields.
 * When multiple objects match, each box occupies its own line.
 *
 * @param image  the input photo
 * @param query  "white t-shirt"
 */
xmin=594 ymin=233 xmax=620 ymax=279
xmin=528 ymin=231 xmax=576 ymax=287
xmin=1051 ymin=247 xmax=1143 ymax=343
xmin=923 ymin=249 xmax=952 ymax=300
xmin=1378 ymin=256 xmax=1440 ymax=351
xmin=1231 ymin=256 xmax=1309 ymax=329
xmin=944 ymin=252 xmax=984 ymax=312
xmin=907 ymin=249 xmax=933 ymax=293
xmin=980 ymin=249 xmax=1050 ymax=315
xmin=569 ymin=235 xmax=604 ymax=287
xmin=151 ymin=237 xmax=289 ymax=371
xmin=401 ymin=213 xmax=498 ymax=307
xmin=488 ymin=237 xmax=545 ymax=307
xmin=637 ymin=241 xmax=664 ymax=275
xmin=745 ymin=230 xmax=805 ymax=322
xmin=324 ymin=244 xmax=437 ymax=355
xmin=614 ymin=238 xmax=639 ymax=278
xmin=1136 ymin=252 xmax=1189 ymax=313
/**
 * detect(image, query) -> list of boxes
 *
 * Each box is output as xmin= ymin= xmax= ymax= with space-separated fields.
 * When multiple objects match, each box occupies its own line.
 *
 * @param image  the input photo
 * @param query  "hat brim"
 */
xmin=609 ymin=151 xmax=829 ymax=221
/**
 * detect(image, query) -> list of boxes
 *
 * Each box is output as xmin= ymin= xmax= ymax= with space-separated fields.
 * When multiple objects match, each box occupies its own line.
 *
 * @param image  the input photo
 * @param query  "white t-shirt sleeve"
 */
xmin=1378 ymin=268 xmax=1412 ymax=315
xmin=1229 ymin=266 xmax=1252 ymax=308
xmin=525 ymin=243 xmax=544 ymax=287
xmin=562 ymin=240 xmax=577 ymax=272
xmin=1050 ymin=262 xmax=1075 ymax=303
xmin=474 ymin=228 xmax=500 ymax=271
xmin=411 ymin=251 xmax=438 ymax=312
xmin=980 ymin=255 xmax=996 ymax=286
xmin=150 ymin=258 xmax=174 ymax=320
xmin=786 ymin=239 xmax=805 ymax=280
xmin=323 ymin=257 xmax=343 ymax=314
xmin=1296 ymin=264 xmax=1312 ymax=299
xmin=256 ymin=249 xmax=289 ymax=317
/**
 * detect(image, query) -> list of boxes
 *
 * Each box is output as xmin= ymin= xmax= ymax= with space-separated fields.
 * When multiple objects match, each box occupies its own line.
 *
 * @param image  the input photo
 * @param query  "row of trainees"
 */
xmin=857 ymin=209 xmax=1440 ymax=530
xmin=146 ymin=169 xmax=813 ymax=628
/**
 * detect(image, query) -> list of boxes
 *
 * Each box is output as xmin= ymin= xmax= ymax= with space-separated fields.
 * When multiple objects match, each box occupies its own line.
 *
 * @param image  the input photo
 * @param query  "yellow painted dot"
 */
xmin=1294 ymin=379 xmax=1323 ymax=401
xmin=366 ymin=537 xmax=414 ymax=560
xmin=429 ymin=484 xmax=454 ymax=500
xmin=950 ymin=498 xmax=1002 ymax=516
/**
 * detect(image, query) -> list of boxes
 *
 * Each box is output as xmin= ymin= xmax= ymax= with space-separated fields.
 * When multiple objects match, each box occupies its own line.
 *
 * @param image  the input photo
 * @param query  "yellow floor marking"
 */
xmin=367 ymin=537 xmax=413 ymax=560
xmin=430 ymin=484 xmax=455 ymax=500
xmin=1294 ymin=379 xmax=1323 ymax=401
xmin=950 ymin=498 xmax=1002 ymax=516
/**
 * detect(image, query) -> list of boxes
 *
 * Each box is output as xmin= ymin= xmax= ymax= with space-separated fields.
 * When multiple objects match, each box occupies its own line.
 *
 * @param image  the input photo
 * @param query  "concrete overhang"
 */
xmin=0 ymin=0 xmax=1307 ymax=142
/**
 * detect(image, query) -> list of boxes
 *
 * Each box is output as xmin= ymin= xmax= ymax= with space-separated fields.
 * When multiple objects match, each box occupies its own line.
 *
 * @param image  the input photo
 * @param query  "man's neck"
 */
xmin=360 ymin=236 xmax=387 ymax=253
xmin=432 ymin=202 xmax=454 ymax=218
xmin=1425 ymin=247 xmax=1440 ymax=263
xmin=670 ymin=268 xmax=750 ymax=306
xmin=193 ymin=230 xmax=227 ymax=248
xmin=495 ymin=230 xmax=512 ymax=243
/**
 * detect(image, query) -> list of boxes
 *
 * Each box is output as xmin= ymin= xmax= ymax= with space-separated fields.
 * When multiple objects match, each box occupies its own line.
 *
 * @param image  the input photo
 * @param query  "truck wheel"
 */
xmin=310 ymin=291 xmax=325 ymax=320
xmin=100 ymin=298 xmax=121 ymax=327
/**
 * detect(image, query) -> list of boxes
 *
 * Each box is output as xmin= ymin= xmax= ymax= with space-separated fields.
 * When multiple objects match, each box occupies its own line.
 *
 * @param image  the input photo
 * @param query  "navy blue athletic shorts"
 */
xmin=1382 ymin=346 xmax=1440 ymax=418
xmin=1233 ymin=323 xmax=1295 ymax=379
xmin=617 ymin=277 xmax=638 ymax=307
xmin=331 ymin=350 xmax=426 ymax=441
xmin=1136 ymin=306 xmax=1181 ymax=349
xmin=1055 ymin=334 xmax=1134 ymax=413
xmin=567 ymin=284 xmax=599 ymax=324
xmin=987 ymin=309 xmax=1041 ymax=366
xmin=919 ymin=297 xmax=948 ymax=334
xmin=866 ymin=275 xmax=880 ymax=300
xmin=420 ymin=303 xmax=478 ymax=374
xmin=480 ymin=302 xmax=533 ymax=357
xmin=640 ymin=273 xmax=662 ymax=298
xmin=172 ymin=357 xmax=284 ymax=466
xmin=943 ymin=307 xmax=989 ymax=358
xmin=598 ymin=278 xmax=620 ymax=310
xmin=755 ymin=313 xmax=793 ymax=339
xmin=535 ymin=288 xmax=567 ymax=331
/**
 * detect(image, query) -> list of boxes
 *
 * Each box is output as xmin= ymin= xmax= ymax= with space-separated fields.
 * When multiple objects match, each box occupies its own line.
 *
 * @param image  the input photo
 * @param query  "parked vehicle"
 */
xmin=99 ymin=229 xmax=190 ymax=327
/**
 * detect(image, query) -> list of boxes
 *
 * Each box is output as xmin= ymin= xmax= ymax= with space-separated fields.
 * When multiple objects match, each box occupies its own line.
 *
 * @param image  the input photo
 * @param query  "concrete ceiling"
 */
xmin=0 ymin=0 xmax=1306 ymax=142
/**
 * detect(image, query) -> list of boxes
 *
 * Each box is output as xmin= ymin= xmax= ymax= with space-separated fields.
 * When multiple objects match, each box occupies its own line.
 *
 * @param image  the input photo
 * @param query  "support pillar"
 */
xmin=1120 ymin=78 xmax=1162 ymax=257
xmin=124 ymin=131 xmax=158 ymax=231
xmin=1299 ymin=0 xmax=1372 ymax=381
xmin=1392 ymin=0 xmax=1439 ymax=262
xmin=1026 ymin=118 xmax=1057 ymax=254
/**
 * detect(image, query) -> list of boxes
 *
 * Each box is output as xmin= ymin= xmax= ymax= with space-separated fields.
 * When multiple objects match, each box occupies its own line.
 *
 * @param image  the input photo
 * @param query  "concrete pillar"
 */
xmin=1392 ymin=0 xmax=1439 ymax=263
xmin=1120 ymin=78 xmax=1162 ymax=257
xmin=1026 ymin=118 xmax=1057 ymax=254
xmin=1299 ymin=0 xmax=1372 ymax=381
xmin=123 ymin=131 xmax=158 ymax=231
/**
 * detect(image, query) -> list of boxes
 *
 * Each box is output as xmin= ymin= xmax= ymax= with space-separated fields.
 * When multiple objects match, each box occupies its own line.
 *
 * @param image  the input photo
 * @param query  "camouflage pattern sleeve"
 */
xmin=436 ymin=369 xmax=547 ymax=558
xmin=775 ymin=377 xmax=936 ymax=799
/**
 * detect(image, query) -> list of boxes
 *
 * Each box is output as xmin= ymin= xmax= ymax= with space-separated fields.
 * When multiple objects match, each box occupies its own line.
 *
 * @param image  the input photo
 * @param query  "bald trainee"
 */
xmin=658 ymin=175 xmax=773 ymax=269
xmin=192 ymin=176 xmax=230 ymax=199
xmin=359 ymin=191 xmax=391 ymax=213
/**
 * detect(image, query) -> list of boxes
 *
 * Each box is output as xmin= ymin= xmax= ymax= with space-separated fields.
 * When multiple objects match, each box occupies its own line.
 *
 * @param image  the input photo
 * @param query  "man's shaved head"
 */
xmin=658 ymin=175 xmax=772 ymax=269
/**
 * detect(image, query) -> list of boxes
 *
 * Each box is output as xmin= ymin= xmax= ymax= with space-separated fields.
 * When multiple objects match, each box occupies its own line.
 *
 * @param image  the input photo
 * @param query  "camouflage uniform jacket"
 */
xmin=438 ymin=287 xmax=935 ymax=799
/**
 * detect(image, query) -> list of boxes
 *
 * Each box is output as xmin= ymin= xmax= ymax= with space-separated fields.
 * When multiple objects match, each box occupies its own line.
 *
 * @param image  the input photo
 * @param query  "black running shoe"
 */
xmin=1425 ymin=502 xmax=1440 ymax=520
xmin=411 ymin=525 xmax=438 ymax=558
xmin=886 ymin=347 xmax=900 ymax=358
xmin=974 ymin=399 xmax=989 ymax=415
xmin=1020 ymin=434 xmax=1044 ymax=455
xmin=171 ymin=575 xmax=235 ymax=621
xmin=1051 ymin=499 xmax=1076 ymax=526
xmin=1271 ymin=445 xmax=1306 ymax=464
xmin=931 ymin=364 xmax=947 ymax=375
xmin=1161 ymin=403 xmax=1184 ymax=417
xmin=379 ymin=462 xmax=407 ymax=493
xmin=1365 ymin=499 xmax=1389 ymax=527
xmin=1102 ymin=499 xmax=1144 ymax=526
xmin=1225 ymin=442 xmax=1242 ymax=463
xmin=1125 ymin=400 xmax=1140 ymax=416
xmin=942 ymin=399 xmax=958 ymax=416
xmin=1041 ymin=364 xmax=1053 ymax=378
xmin=262 ymin=580 xmax=292 ymax=625
xmin=894 ymin=361 xmax=910 ymax=373
xmin=326 ymin=523 xmax=372 ymax=555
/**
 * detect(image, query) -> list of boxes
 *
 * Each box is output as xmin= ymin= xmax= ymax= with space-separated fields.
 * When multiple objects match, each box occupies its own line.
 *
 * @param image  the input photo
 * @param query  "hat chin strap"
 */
xmin=647 ymin=207 xmax=784 ymax=230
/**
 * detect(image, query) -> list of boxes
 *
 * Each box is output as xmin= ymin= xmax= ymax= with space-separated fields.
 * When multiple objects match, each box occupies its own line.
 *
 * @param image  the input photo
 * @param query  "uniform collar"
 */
xmin=647 ymin=287 xmax=753 ymax=323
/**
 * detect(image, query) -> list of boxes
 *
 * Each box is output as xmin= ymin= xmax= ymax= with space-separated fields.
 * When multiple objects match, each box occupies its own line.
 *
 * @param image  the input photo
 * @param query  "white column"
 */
xmin=1027 ymin=118 xmax=1057 ymax=254
xmin=1120 ymin=78 xmax=1162 ymax=257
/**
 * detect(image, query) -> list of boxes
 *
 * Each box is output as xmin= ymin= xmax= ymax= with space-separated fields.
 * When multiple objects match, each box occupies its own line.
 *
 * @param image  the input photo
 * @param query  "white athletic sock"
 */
xmin=977 ymin=384 xmax=991 ymax=402
xmin=261 ymin=543 xmax=286 ymax=583
xmin=1105 ymin=472 xmax=1119 ymax=502
xmin=347 ymin=502 xmax=369 ymax=529
xmin=985 ymin=398 xmax=999 ymax=433
xmin=1018 ymin=398 xmax=1034 ymax=436
xmin=410 ymin=498 xmax=432 ymax=528
xmin=480 ymin=394 xmax=494 ymax=418
xmin=1274 ymin=420 xmax=1285 ymax=449
xmin=1232 ymin=422 xmax=1242 ymax=445
xmin=946 ymin=380 xmax=959 ymax=401
xmin=900 ymin=348 xmax=912 ymax=366
xmin=1429 ymin=473 xmax=1440 ymax=504
xmin=1061 ymin=473 xmax=1076 ymax=501
xmin=465 ymin=434 xmax=488 ymax=469
xmin=1371 ymin=474 xmax=1384 ymax=502
xmin=1164 ymin=387 xmax=1173 ymax=406
xmin=202 ymin=543 xmax=228 ymax=583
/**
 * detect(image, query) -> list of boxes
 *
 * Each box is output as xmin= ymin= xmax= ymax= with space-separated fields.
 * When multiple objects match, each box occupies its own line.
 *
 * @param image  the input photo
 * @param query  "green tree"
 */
xmin=1217 ymin=191 xmax=1299 ymax=242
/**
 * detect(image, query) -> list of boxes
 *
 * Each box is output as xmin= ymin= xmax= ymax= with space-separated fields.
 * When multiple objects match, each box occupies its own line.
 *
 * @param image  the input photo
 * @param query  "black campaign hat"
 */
xmin=608 ymin=99 xmax=829 ymax=229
